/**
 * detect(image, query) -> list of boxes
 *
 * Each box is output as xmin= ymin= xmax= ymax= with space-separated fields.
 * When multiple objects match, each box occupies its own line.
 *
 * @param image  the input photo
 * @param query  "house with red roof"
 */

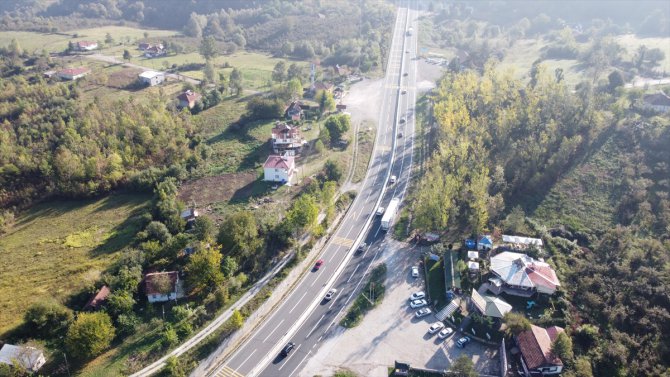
xmin=263 ymin=154 xmax=295 ymax=184
xmin=271 ymin=122 xmax=304 ymax=156
xmin=516 ymin=324 xmax=565 ymax=375
xmin=84 ymin=285 xmax=110 ymax=311
xmin=488 ymin=251 xmax=560 ymax=297
xmin=284 ymin=101 xmax=304 ymax=121
xmin=144 ymin=271 xmax=182 ymax=303
xmin=177 ymin=90 xmax=202 ymax=109
xmin=76 ymin=41 xmax=98 ymax=51
xmin=57 ymin=67 xmax=91 ymax=81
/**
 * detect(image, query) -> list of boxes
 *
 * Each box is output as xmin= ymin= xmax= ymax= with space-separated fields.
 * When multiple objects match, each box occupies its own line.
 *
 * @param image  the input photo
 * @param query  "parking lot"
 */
xmin=300 ymin=239 xmax=500 ymax=377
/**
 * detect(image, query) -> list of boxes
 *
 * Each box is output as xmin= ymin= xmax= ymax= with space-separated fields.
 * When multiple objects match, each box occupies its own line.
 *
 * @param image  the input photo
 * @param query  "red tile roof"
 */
xmin=145 ymin=271 xmax=178 ymax=295
xmin=263 ymin=155 xmax=294 ymax=169
xmin=517 ymin=324 xmax=564 ymax=370
xmin=77 ymin=41 xmax=97 ymax=48
xmin=59 ymin=67 xmax=91 ymax=76
xmin=84 ymin=285 xmax=110 ymax=310
xmin=177 ymin=90 xmax=201 ymax=103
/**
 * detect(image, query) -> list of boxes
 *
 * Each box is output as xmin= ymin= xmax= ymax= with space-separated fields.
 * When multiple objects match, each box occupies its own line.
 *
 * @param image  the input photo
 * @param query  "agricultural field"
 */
xmin=0 ymin=26 xmax=177 ymax=53
xmin=0 ymin=194 xmax=150 ymax=336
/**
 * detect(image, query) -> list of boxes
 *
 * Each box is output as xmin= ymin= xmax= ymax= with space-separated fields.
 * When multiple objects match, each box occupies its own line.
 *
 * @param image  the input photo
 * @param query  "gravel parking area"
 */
xmin=300 ymin=240 xmax=500 ymax=377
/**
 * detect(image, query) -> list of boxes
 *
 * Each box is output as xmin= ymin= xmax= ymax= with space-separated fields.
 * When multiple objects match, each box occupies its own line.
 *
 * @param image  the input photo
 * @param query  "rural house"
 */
xmin=75 ymin=40 xmax=98 ymax=51
xmin=489 ymin=251 xmax=560 ymax=296
xmin=84 ymin=285 xmax=110 ymax=311
xmin=642 ymin=91 xmax=670 ymax=112
xmin=263 ymin=154 xmax=296 ymax=184
xmin=144 ymin=45 xmax=166 ymax=58
xmin=177 ymin=90 xmax=202 ymax=109
xmin=144 ymin=271 xmax=182 ymax=303
xmin=138 ymin=70 xmax=165 ymax=86
xmin=516 ymin=325 xmax=565 ymax=376
xmin=271 ymin=122 xmax=304 ymax=155
xmin=58 ymin=67 xmax=91 ymax=81
xmin=285 ymin=101 xmax=304 ymax=121
xmin=0 ymin=344 xmax=46 ymax=373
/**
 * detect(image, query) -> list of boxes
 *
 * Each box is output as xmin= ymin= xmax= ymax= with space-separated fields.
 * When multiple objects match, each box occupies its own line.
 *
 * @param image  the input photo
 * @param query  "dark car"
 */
xmin=280 ymin=342 xmax=295 ymax=357
xmin=357 ymin=242 xmax=367 ymax=254
xmin=403 ymin=72 xmax=408 ymax=76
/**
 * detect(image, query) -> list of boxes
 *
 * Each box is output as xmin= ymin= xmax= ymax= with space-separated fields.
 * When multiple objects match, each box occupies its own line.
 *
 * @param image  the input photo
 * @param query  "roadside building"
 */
xmin=57 ymin=67 xmax=91 ymax=81
xmin=138 ymin=70 xmax=165 ymax=86
xmin=516 ymin=325 xmax=565 ymax=376
xmin=489 ymin=251 xmax=560 ymax=296
xmin=263 ymin=154 xmax=296 ymax=184
xmin=0 ymin=344 xmax=46 ymax=373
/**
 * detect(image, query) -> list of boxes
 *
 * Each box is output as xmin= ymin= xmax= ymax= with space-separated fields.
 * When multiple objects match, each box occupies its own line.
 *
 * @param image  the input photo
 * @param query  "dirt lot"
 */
xmin=300 ymin=239 xmax=500 ymax=377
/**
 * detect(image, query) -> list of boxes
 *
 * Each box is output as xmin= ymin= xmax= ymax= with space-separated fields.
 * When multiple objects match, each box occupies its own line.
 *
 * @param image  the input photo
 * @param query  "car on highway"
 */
xmin=398 ymin=131 xmax=403 ymax=138
xmin=456 ymin=336 xmax=471 ymax=348
xmin=401 ymin=89 xmax=407 ymax=94
xmin=403 ymin=72 xmax=408 ymax=76
xmin=428 ymin=322 xmax=445 ymax=334
xmin=438 ymin=327 xmax=454 ymax=339
xmin=324 ymin=288 xmax=338 ymax=300
xmin=280 ymin=342 xmax=295 ymax=357
xmin=390 ymin=175 xmax=397 ymax=183
xmin=410 ymin=299 xmax=428 ymax=308
xmin=410 ymin=291 xmax=425 ymax=300
xmin=411 ymin=266 xmax=419 ymax=278
xmin=405 ymin=50 xmax=409 ymax=53
xmin=376 ymin=206 xmax=385 ymax=216
xmin=357 ymin=243 xmax=367 ymax=254
xmin=399 ymin=117 xmax=406 ymax=124
xmin=314 ymin=259 xmax=324 ymax=270
xmin=415 ymin=308 xmax=432 ymax=318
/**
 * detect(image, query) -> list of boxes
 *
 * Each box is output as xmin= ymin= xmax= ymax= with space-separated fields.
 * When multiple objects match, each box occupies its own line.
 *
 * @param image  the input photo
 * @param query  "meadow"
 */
xmin=0 ymin=194 xmax=150 ymax=336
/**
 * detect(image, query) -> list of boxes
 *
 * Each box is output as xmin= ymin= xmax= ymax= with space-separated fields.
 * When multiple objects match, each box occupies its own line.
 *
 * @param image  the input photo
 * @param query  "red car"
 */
xmin=314 ymin=259 xmax=324 ymax=270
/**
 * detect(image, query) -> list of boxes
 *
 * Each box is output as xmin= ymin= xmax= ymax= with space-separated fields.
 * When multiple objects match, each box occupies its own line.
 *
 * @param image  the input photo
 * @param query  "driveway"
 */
xmin=300 ymin=239 xmax=500 ymax=377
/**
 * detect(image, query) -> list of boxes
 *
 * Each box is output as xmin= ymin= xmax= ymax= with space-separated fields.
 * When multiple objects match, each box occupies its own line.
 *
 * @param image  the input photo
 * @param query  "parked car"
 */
xmin=280 ymin=342 xmax=295 ymax=356
xmin=428 ymin=322 xmax=445 ymax=334
xmin=411 ymin=266 xmax=419 ymax=278
xmin=456 ymin=336 xmax=471 ymax=348
xmin=410 ymin=291 xmax=426 ymax=300
xmin=314 ymin=259 xmax=324 ymax=270
xmin=376 ymin=206 xmax=385 ymax=216
xmin=415 ymin=308 xmax=432 ymax=318
xmin=438 ymin=327 xmax=454 ymax=339
xmin=324 ymin=288 xmax=338 ymax=300
xmin=410 ymin=299 xmax=428 ymax=308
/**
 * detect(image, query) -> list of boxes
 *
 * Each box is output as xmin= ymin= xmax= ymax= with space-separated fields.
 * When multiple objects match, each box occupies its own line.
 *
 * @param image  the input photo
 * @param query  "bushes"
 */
xmin=340 ymin=264 xmax=386 ymax=328
xmin=65 ymin=312 xmax=116 ymax=359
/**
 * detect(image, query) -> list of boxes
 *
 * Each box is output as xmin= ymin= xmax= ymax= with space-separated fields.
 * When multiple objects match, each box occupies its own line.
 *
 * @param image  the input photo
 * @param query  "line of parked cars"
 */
xmin=408 ymin=290 xmax=471 ymax=347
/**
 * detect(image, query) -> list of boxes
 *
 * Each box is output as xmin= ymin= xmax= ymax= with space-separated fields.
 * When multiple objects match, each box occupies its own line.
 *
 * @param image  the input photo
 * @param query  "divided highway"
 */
xmin=206 ymin=5 xmax=419 ymax=377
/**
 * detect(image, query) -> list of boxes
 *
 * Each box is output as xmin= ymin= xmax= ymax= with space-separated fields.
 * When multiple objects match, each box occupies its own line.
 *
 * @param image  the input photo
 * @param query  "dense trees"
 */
xmin=23 ymin=302 xmax=73 ymax=339
xmin=323 ymin=114 xmax=350 ymax=143
xmin=65 ymin=312 xmax=115 ymax=359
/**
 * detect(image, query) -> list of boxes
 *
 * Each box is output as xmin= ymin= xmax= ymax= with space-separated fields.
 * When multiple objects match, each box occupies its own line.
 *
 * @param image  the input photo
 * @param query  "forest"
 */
xmin=412 ymin=56 xmax=670 ymax=376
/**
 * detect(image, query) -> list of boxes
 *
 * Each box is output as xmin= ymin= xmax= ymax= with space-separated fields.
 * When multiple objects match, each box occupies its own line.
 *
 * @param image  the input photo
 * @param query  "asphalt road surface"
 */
xmin=207 ymin=5 xmax=418 ymax=377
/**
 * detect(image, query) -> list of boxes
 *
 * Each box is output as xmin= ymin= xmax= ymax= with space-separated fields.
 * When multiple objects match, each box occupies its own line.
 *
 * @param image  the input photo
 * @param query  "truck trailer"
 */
xmin=381 ymin=198 xmax=400 ymax=231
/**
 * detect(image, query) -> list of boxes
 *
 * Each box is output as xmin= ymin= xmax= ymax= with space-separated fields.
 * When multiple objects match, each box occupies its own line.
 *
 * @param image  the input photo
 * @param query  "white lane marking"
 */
xmin=277 ymin=344 xmax=301 ymax=371
xmin=262 ymin=319 xmax=285 ymax=343
xmin=237 ymin=348 xmax=257 ymax=371
xmin=289 ymin=290 xmax=309 ymax=314
xmin=288 ymin=350 xmax=312 ymax=377
xmin=306 ymin=314 xmax=326 ymax=339
xmin=347 ymin=263 xmax=361 ymax=283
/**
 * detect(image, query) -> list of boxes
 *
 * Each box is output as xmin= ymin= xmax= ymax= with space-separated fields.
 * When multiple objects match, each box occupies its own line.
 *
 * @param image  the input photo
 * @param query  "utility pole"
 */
xmin=63 ymin=352 xmax=71 ymax=377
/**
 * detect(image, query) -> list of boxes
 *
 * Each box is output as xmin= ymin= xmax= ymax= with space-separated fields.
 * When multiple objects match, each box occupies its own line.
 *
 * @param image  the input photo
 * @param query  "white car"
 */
xmin=376 ymin=206 xmax=385 ymax=216
xmin=411 ymin=266 xmax=419 ymax=278
xmin=324 ymin=288 xmax=337 ymax=300
xmin=415 ymin=308 xmax=432 ymax=318
xmin=390 ymin=175 xmax=397 ymax=184
xmin=410 ymin=299 xmax=428 ymax=308
xmin=410 ymin=291 xmax=425 ymax=301
xmin=428 ymin=322 xmax=445 ymax=334
xmin=438 ymin=327 xmax=454 ymax=339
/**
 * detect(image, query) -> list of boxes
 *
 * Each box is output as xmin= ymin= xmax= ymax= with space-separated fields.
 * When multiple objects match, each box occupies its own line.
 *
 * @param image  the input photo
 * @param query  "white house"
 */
xmin=263 ymin=154 xmax=296 ymax=184
xmin=0 ymin=344 xmax=46 ymax=373
xmin=76 ymin=41 xmax=98 ymax=51
xmin=145 ymin=271 xmax=182 ymax=303
xmin=516 ymin=325 xmax=565 ymax=375
xmin=489 ymin=251 xmax=560 ymax=296
xmin=138 ymin=70 xmax=165 ymax=86
xmin=502 ymin=234 xmax=543 ymax=249
xmin=58 ymin=67 xmax=91 ymax=81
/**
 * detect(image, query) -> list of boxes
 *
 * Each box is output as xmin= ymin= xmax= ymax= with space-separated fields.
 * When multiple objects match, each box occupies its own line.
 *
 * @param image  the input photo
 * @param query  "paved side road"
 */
xmin=83 ymin=53 xmax=201 ymax=85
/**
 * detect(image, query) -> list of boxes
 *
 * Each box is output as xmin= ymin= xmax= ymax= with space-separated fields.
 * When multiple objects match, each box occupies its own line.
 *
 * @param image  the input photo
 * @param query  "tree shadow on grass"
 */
xmin=230 ymin=177 xmax=274 ymax=203
xmin=89 ymin=200 xmax=150 ymax=257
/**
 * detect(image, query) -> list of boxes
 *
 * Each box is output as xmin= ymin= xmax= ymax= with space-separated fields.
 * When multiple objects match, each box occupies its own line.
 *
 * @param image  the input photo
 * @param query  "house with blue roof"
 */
xmin=477 ymin=235 xmax=493 ymax=251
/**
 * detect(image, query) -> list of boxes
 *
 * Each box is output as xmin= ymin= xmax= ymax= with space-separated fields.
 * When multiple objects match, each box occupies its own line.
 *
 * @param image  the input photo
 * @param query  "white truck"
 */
xmin=381 ymin=198 xmax=400 ymax=231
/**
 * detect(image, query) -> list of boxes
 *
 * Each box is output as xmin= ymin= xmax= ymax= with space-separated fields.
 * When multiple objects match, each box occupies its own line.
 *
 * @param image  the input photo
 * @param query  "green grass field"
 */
xmin=0 ymin=26 xmax=177 ymax=53
xmin=0 ymin=194 xmax=150 ymax=336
